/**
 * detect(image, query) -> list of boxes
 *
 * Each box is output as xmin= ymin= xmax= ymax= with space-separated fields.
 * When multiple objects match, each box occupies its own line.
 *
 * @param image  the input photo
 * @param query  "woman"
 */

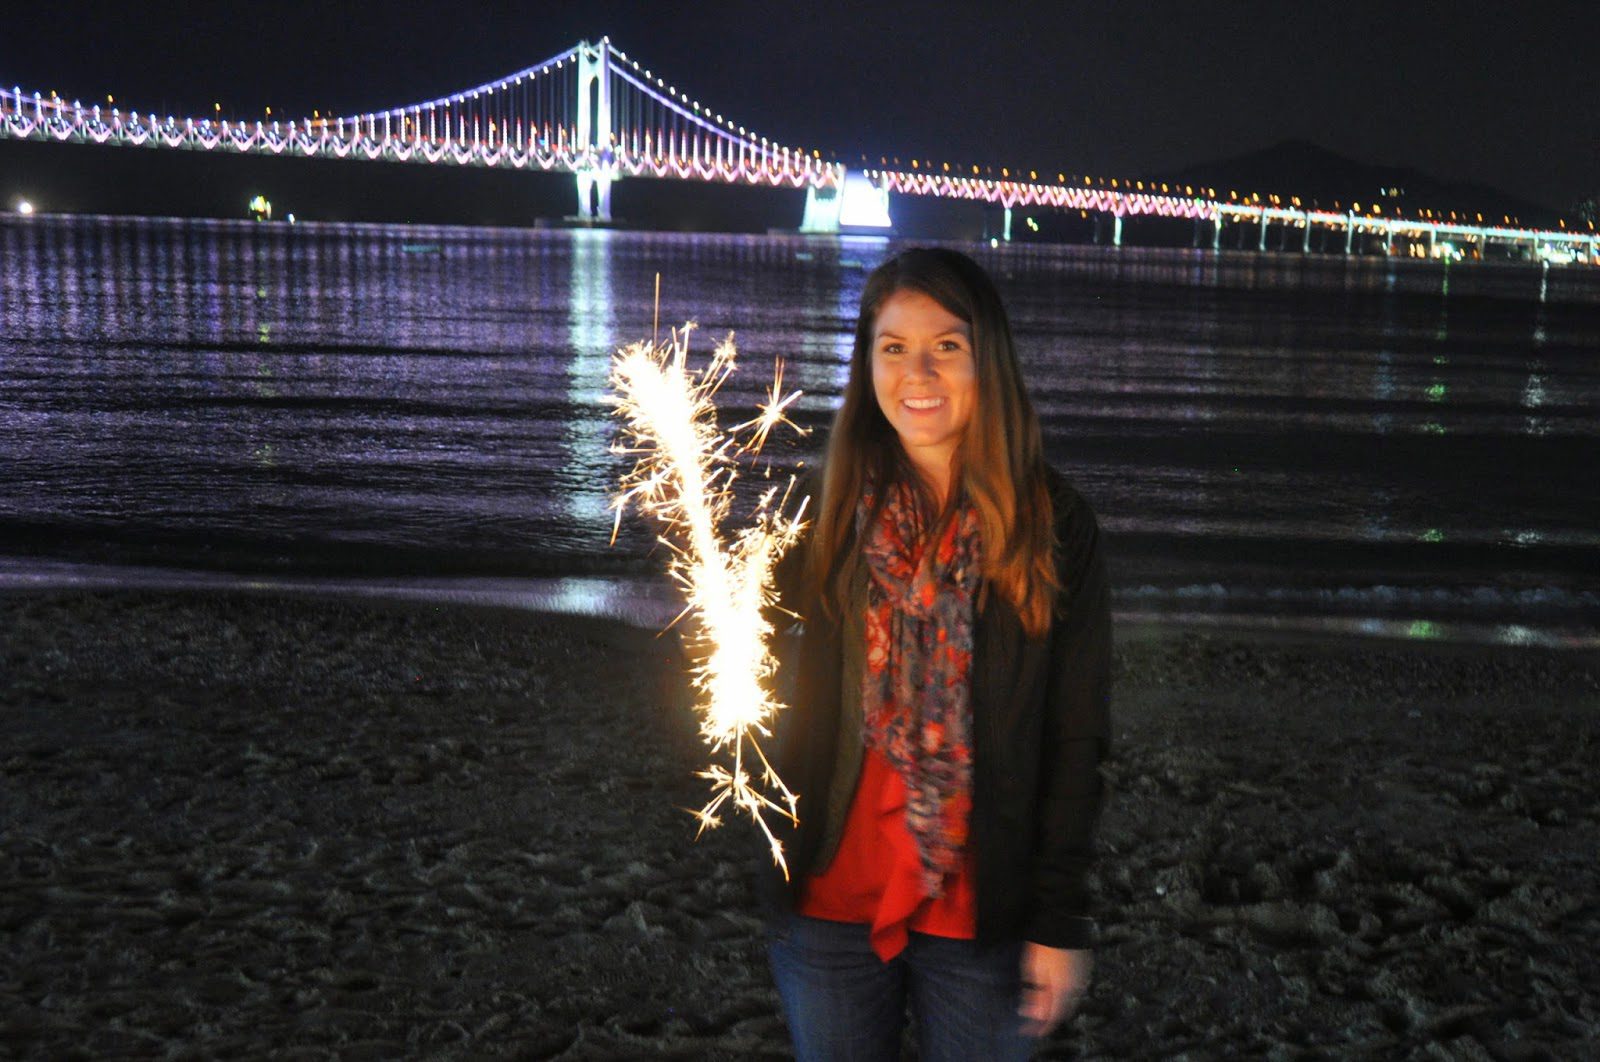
xmin=764 ymin=247 xmax=1112 ymax=1060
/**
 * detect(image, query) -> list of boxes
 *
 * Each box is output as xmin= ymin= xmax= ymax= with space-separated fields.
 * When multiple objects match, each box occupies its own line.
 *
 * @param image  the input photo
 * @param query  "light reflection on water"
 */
xmin=1 ymin=216 xmax=1598 ymax=642
xmin=563 ymin=229 xmax=621 ymax=541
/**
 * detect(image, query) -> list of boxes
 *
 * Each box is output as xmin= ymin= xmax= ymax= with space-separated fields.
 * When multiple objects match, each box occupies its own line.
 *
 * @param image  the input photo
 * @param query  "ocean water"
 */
xmin=1 ymin=216 xmax=1596 ymax=645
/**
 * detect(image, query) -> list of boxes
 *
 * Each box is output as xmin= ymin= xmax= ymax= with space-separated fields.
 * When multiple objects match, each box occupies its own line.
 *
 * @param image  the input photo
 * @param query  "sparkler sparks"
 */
xmin=607 ymin=324 xmax=810 ymax=876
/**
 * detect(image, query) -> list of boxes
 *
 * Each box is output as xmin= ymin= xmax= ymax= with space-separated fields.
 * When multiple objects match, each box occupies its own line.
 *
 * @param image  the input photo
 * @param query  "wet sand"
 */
xmin=2 ymin=591 xmax=1596 ymax=1059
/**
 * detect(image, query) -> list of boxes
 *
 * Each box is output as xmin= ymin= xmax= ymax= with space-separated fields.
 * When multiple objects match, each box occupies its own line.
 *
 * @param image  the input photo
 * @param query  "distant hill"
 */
xmin=1157 ymin=139 xmax=1561 ymax=228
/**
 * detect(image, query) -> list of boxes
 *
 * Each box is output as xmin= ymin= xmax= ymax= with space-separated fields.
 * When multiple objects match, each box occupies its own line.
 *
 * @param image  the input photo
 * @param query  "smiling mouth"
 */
xmin=901 ymin=397 xmax=946 ymax=410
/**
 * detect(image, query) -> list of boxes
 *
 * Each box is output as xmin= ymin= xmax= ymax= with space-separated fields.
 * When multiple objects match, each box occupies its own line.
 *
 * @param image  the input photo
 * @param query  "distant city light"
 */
xmin=15 ymin=199 xmax=33 ymax=215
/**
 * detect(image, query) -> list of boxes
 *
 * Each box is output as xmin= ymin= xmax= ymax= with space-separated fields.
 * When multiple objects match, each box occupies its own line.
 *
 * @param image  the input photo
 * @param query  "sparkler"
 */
xmin=607 ymin=323 xmax=809 ymax=876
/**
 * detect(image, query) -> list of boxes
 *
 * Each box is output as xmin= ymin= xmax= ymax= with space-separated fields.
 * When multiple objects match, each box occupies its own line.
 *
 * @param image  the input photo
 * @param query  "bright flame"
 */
xmin=607 ymin=324 xmax=810 ymax=876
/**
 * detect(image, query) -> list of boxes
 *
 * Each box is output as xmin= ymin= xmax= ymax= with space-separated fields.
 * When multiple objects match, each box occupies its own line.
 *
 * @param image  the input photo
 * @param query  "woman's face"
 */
xmin=870 ymin=289 xmax=977 ymax=486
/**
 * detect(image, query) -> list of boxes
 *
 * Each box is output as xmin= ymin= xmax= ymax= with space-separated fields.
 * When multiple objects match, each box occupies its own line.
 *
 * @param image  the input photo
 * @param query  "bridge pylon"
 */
xmin=574 ymin=38 xmax=614 ymax=222
xmin=800 ymin=184 xmax=840 ymax=233
xmin=800 ymin=169 xmax=891 ymax=234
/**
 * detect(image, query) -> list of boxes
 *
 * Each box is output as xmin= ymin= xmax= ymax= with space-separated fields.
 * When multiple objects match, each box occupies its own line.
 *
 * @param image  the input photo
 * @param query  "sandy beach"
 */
xmin=2 ymin=590 xmax=1596 ymax=1059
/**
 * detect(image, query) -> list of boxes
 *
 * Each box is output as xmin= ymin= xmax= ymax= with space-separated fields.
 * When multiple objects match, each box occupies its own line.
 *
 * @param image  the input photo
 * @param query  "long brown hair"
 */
xmin=806 ymin=248 xmax=1058 ymax=638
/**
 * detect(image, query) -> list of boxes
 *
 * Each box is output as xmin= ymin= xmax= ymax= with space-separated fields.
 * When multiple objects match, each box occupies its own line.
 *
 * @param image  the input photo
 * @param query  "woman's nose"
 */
xmin=906 ymin=348 xmax=935 ymax=379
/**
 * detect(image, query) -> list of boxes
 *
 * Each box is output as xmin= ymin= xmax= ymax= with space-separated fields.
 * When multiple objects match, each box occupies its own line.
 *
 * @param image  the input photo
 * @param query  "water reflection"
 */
xmin=563 ymin=229 xmax=621 ymax=536
xmin=1 ymin=218 xmax=1597 ymax=641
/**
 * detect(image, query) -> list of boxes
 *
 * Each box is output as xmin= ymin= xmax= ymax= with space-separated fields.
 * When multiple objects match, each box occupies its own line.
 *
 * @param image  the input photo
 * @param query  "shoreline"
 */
xmin=2 ymin=555 xmax=1595 ymax=652
xmin=4 ymin=589 xmax=1597 ymax=1057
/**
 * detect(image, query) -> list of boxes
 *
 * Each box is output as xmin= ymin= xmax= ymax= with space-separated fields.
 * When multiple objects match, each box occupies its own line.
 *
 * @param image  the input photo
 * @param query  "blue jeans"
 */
xmin=766 ymin=912 xmax=1037 ymax=1061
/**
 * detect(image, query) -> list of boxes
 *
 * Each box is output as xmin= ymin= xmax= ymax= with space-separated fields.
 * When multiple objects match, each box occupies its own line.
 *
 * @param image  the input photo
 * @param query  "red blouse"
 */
xmin=796 ymin=746 xmax=977 ymax=961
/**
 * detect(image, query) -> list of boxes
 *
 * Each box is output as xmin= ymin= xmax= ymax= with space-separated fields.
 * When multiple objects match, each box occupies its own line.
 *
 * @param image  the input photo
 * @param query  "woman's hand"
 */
xmin=1018 ymin=943 xmax=1092 ymax=1038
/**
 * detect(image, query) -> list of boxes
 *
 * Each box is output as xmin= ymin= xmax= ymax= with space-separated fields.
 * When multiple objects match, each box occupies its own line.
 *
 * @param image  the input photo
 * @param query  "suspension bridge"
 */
xmin=3 ymin=37 xmax=1595 ymax=264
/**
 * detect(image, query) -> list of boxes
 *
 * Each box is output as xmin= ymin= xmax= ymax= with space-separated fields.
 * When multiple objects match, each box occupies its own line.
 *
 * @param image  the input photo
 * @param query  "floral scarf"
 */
xmin=857 ymin=480 xmax=982 ymax=897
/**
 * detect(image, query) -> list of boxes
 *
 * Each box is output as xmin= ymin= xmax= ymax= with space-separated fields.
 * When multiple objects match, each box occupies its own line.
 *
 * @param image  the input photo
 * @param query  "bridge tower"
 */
xmin=801 ymin=170 xmax=892 ymax=234
xmin=574 ymin=38 xmax=614 ymax=222
xmin=799 ymin=184 xmax=842 ymax=233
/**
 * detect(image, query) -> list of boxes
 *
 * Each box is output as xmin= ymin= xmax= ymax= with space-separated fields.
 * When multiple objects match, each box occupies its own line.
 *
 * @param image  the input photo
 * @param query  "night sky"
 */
xmin=4 ymin=0 xmax=1595 ymax=211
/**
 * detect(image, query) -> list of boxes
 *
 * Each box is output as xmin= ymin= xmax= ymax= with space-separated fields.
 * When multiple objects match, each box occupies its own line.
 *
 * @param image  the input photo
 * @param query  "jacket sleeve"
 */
xmin=1025 ymin=484 xmax=1112 ymax=949
xmin=762 ymin=469 xmax=821 ymax=773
